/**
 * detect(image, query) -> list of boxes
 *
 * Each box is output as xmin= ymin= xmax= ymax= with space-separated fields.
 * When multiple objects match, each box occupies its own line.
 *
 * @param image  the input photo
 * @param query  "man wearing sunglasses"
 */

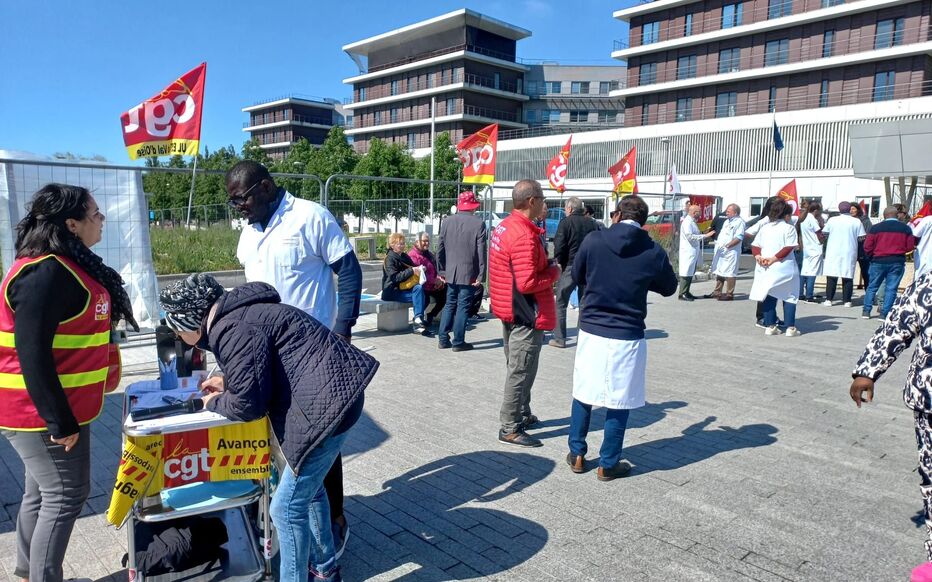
xmin=225 ymin=160 xmax=362 ymax=564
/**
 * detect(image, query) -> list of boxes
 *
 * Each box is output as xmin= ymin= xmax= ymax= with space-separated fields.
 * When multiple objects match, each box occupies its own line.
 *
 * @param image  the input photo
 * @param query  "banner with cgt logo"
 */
xmin=107 ymin=418 xmax=271 ymax=526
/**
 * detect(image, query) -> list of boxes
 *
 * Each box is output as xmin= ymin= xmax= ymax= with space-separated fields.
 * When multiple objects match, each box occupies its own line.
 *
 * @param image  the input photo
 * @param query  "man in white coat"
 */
xmin=912 ymin=214 xmax=932 ymax=277
xmin=822 ymin=201 xmax=866 ymax=307
xmin=678 ymin=204 xmax=715 ymax=301
xmin=706 ymin=204 xmax=745 ymax=301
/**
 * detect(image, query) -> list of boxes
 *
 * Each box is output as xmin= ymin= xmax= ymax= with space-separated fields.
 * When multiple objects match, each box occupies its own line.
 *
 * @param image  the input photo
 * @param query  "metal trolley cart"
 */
xmin=121 ymin=380 xmax=272 ymax=581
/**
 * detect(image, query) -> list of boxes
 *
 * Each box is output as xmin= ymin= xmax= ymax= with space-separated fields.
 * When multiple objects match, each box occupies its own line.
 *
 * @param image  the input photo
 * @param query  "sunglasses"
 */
xmin=227 ymin=180 xmax=263 ymax=209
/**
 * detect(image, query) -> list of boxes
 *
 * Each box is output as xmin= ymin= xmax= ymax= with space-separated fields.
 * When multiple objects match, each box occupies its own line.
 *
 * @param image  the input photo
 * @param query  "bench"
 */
xmin=360 ymin=296 xmax=412 ymax=332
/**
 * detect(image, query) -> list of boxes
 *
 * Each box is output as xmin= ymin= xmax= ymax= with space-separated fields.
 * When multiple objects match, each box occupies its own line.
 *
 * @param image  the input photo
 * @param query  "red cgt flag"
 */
xmin=776 ymin=179 xmax=800 ymax=216
xmin=121 ymin=63 xmax=207 ymax=160
xmin=608 ymin=146 xmax=638 ymax=196
xmin=546 ymin=135 xmax=573 ymax=193
xmin=456 ymin=124 xmax=498 ymax=184
xmin=911 ymin=200 xmax=932 ymax=227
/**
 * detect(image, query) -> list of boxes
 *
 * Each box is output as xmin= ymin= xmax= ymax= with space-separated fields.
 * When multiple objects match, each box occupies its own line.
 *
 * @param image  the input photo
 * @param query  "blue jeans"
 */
xmin=271 ymin=431 xmax=348 ymax=582
xmin=762 ymin=295 xmax=796 ymax=327
xmin=568 ymin=399 xmax=631 ymax=469
xmin=863 ymin=261 xmax=905 ymax=317
xmin=382 ymin=284 xmax=426 ymax=319
xmin=801 ymin=275 xmax=817 ymax=298
xmin=438 ymin=283 xmax=473 ymax=346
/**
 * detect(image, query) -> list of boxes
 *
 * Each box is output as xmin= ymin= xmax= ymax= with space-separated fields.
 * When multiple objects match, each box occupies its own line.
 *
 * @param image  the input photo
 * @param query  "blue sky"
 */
xmin=0 ymin=1 xmax=634 ymax=163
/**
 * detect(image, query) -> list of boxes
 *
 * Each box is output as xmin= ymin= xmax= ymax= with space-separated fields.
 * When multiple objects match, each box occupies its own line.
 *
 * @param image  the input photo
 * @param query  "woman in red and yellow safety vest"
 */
xmin=0 ymin=183 xmax=137 ymax=582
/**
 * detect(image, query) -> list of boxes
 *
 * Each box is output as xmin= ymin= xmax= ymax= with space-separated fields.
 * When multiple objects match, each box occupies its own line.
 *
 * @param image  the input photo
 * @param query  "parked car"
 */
xmin=545 ymin=207 xmax=564 ymax=240
xmin=475 ymin=210 xmax=508 ymax=230
xmin=643 ymin=210 xmax=683 ymax=238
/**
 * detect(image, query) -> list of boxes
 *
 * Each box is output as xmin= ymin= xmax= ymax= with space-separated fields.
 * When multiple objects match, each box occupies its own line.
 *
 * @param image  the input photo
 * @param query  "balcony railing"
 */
xmin=245 ymin=111 xmax=334 ymax=128
xmin=364 ymin=43 xmax=517 ymax=74
xmin=613 ymin=39 xmax=630 ymax=52
xmin=630 ymin=0 xmax=855 ymax=50
xmin=639 ymin=77 xmax=932 ymax=126
xmin=630 ymin=24 xmax=929 ymax=89
xmin=355 ymin=103 xmax=521 ymax=129
xmin=499 ymin=122 xmax=625 ymax=140
xmin=462 ymin=104 xmax=519 ymax=123
xmin=347 ymin=71 xmax=524 ymax=104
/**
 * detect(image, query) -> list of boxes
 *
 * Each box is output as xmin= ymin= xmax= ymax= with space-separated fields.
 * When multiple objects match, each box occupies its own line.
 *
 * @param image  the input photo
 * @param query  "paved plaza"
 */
xmin=0 ymin=268 xmax=924 ymax=581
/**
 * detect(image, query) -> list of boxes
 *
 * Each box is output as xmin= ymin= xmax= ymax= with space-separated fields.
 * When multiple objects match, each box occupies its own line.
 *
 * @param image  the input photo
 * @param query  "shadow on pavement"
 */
xmin=342 ymin=451 xmax=554 ymax=580
xmin=531 ymin=400 xmax=688 ymax=442
xmin=794 ymin=314 xmax=853 ymax=334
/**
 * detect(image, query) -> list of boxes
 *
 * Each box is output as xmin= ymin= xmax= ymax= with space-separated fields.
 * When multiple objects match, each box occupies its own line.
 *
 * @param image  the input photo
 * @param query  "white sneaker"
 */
xmin=844 ymin=302 xmax=853 ymax=308
xmin=764 ymin=325 xmax=783 ymax=336
xmin=413 ymin=316 xmax=425 ymax=327
xmin=785 ymin=326 xmax=801 ymax=337
xmin=822 ymin=300 xmax=833 ymax=306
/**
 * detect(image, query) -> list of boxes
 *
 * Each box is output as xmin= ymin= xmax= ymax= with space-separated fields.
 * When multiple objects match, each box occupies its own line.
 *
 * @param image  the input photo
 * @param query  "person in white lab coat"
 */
xmin=912 ymin=213 xmax=932 ymax=277
xmin=677 ymin=204 xmax=715 ymax=301
xmin=798 ymin=202 xmax=825 ymax=302
xmin=749 ymin=200 xmax=802 ymax=336
xmin=706 ymin=204 xmax=745 ymax=301
xmin=821 ymin=201 xmax=866 ymax=307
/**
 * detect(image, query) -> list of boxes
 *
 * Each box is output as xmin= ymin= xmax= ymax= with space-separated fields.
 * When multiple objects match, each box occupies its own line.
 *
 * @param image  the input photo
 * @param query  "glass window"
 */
xmin=580 ymin=82 xmax=590 ymax=94
xmin=769 ymin=85 xmax=777 ymax=111
xmin=446 ymin=98 xmax=455 ymax=115
xmin=494 ymin=73 xmax=501 ymax=89
xmin=599 ymin=81 xmax=611 ymax=94
xmin=765 ymin=39 xmax=789 ymax=66
xmin=391 ymin=80 xmax=399 ymax=96
xmin=823 ymin=30 xmax=835 ymax=58
xmin=821 ymin=0 xmax=844 ymax=6
xmin=526 ymin=109 xmax=538 ymax=123
xmin=750 ymin=197 xmax=767 ymax=217
xmin=722 ymin=3 xmax=744 ymax=29
xmin=359 ymin=86 xmax=367 ymax=101
xmin=374 ymin=110 xmax=381 ymax=125
xmin=676 ymin=98 xmax=692 ymax=122
xmin=599 ymin=111 xmax=617 ymax=123
xmin=875 ymin=18 xmax=905 ymax=49
xmin=641 ymin=103 xmax=651 ymax=125
xmin=571 ymin=81 xmax=582 ymax=94
xmin=715 ymin=92 xmax=738 ymax=117
xmin=427 ymin=73 xmax=433 ymax=89
xmin=526 ymin=80 xmax=539 ymax=96
xmin=677 ymin=55 xmax=697 ymax=80
xmin=549 ymin=81 xmax=562 ymax=94
xmin=407 ymin=133 xmax=416 ymax=150
xmin=819 ymin=80 xmax=829 ymax=107
xmin=639 ymin=63 xmax=657 ymax=85
xmin=642 ymin=21 xmax=660 ymax=45
xmin=550 ymin=110 xmax=561 ymax=123
xmin=685 ymin=13 xmax=694 ymax=36
xmin=719 ymin=48 xmax=741 ymax=73
xmin=570 ymin=111 xmax=589 ymax=123
xmin=873 ymin=70 xmax=895 ymax=101
xmin=768 ymin=0 xmax=792 ymax=19
xmin=391 ymin=107 xmax=398 ymax=123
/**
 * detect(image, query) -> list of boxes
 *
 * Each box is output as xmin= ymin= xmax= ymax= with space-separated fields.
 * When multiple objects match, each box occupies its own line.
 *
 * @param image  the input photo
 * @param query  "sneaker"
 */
xmin=755 ymin=319 xmax=766 ymax=329
xmin=413 ymin=315 xmax=425 ymax=327
xmin=785 ymin=326 xmax=801 ymax=337
xmin=911 ymin=562 xmax=932 ymax=582
xmin=861 ymin=311 xmax=871 ymax=319
xmin=520 ymin=414 xmax=540 ymax=429
xmin=597 ymin=461 xmax=633 ymax=481
xmin=844 ymin=301 xmax=853 ymax=308
xmin=451 ymin=342 xmax=474 ymax=352
xmin=822 ymin=300 xmax=833 ymax=306
xmin=332 ymin=519 xmax=349 ymax=561
xmin=677 ymin=294 xmax=694 ymax=302
xmin=548 ymin=339 xmax=566 ymax=348
xmin=438 ymin=341 xmax=452 ymax=349
xmin=764 ymin=325 xmax=783 ymax=336
xmin=566 ymin=452 xmax=585 ymax=474
xmin=471 ymin=313 xmax=485 ymax=320
xmin=498 ymin=429 xmax=543 ymax=448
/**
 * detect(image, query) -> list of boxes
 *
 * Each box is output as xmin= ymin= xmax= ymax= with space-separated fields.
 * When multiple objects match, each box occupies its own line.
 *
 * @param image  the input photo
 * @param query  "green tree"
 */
xmin=241 ymin=138 xmax=272 ymax=167
xmin=349 ymin=138 xmax=416 ymax=225
xmin=274 ymin=138 xmax=317 ymax=200
xmin=414 ymin=132 xmax=462 ymax=219
xmin=307 ymin=127 xmax=359 ymax=201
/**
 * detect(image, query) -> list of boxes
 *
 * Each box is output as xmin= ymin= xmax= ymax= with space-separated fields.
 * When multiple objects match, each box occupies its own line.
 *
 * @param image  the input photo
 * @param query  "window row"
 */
xmin=525 ymin=110 xmax=622 ymax=124
xmin=525 ymin=80 xmax=621 ymax=96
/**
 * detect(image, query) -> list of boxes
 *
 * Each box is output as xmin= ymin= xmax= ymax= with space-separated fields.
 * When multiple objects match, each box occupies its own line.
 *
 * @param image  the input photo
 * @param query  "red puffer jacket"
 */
xmin=489 ymin=211 xmax=559 ymax=330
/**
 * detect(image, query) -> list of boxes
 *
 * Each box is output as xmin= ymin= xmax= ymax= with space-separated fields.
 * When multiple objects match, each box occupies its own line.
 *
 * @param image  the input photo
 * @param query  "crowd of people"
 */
xmin=8 ymin=162 xmax=932 ymax=581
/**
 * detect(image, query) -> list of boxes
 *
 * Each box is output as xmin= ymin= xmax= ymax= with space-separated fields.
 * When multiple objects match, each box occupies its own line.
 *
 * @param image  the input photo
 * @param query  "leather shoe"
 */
xmin=498 ymin=429 xmax=542 ymax=448
xmin=597 ymin=461 xmax=633 ymax=481
xmin=438 ymin=342 xmax=452 ymax=349
xmin=718 ymin=293 xmax=734 ymax=301
xmin=451 ymin=342 xmax=473 ymax=352
xmin=677 ymin=294 xmax=694 ymax=302
xmin=566 ymin=453 xmax=585 ymax=474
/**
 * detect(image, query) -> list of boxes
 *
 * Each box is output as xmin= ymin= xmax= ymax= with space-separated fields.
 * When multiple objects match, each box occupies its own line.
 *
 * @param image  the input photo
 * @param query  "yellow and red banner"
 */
xmin=121 ymin=62 xmax=206 ymax=160
xmin=107 ymin=418 xmax=270 ymax=526
xmin=689 ymin=195 xmax=717 ymax=231
xmin=609 ymin=146 xmax=638 ymax=196
xmin=546 ymin=135 xmax=572 ymax=193
xmin=776 ymin=179 xmax=800 ymax=216
xmin=456 ymin=123 xmax=498 ymax=184
xmin=911 ymin=200 xmax=932 ymax=228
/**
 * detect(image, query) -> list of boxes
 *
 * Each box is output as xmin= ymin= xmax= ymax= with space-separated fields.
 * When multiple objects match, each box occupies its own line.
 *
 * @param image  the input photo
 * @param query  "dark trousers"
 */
xmin=678 ymin=276 xmax=693 ymax=296
xmin=5 ymin=426 xmax=91 ymax=582
xmin=825 ymin=277 xmax=853 ymax=303
xmin=424 ymin=286 xmax=446 ymax=321
xmin=439 ymin=284 xmax=474 ymax=346
xmin=467 ymin=284 xmax=484 ymax=317
xmin=324 ymin=454 xmax=343 ymax=522
xmin=568 ymin=399 xmax=630 ymax=469
xmin=554 ymin=268 xmax=582 ymax=342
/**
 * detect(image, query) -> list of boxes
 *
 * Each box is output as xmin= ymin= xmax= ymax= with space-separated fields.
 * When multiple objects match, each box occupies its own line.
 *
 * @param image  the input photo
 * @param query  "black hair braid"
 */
xmin=63 ymin=236 xmax=139 ymax=331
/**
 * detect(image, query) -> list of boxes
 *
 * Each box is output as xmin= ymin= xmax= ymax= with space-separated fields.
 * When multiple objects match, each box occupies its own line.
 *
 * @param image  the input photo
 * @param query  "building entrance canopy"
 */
xmin=850 ymin=118 xmax=932 ymax=181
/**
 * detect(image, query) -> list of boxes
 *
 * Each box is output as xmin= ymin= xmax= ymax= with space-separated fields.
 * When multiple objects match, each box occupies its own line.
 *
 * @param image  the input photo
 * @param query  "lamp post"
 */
xmin=661 ymin=137 xmax=672 ymax=210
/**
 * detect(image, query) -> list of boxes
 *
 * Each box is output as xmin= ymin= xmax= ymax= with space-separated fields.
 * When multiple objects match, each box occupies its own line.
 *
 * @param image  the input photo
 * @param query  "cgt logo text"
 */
xmin=165 ymin=449 xmax=210 ymax=482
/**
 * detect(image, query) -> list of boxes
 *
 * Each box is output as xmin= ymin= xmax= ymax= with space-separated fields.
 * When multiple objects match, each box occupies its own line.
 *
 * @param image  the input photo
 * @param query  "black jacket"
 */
xmin=554 ymin=210 xmax=599 ymax=270
xmin=205 ymin=283 xmax=378 ymax=472
xmin=572 ymin=222 xmax=678 ymax=340
xmin=382 ymin=249 xmax=416 ymax=291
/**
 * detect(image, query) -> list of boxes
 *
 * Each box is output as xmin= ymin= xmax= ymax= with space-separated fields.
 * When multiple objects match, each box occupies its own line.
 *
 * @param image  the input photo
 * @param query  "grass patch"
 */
xmin=149 ymin=226 xmax=241 ymax=275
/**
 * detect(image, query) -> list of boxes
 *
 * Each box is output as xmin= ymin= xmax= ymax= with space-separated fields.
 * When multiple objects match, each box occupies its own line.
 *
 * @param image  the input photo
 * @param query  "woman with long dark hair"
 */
xmin=852 ymin=203 xmax=873 ymax=290
xmin=0 ymin=183 xmax=136 ymax=582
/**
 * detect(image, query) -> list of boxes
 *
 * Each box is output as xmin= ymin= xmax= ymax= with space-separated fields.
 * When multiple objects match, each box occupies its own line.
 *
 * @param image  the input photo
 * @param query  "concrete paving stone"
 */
xmin=383 ymin=509 xmax=452 ymax=546
xmin=390 ymin=530 xmax=461 ymax=571
xmin=355 ymin=521 xmax=412 ymax=562
xmin=346 ymin=502 xmax=406 ymax=537
xmin=431 ymin=538 xmax=502 ymax=576
xmin=441 ymin=562 xmax=483 ymax=580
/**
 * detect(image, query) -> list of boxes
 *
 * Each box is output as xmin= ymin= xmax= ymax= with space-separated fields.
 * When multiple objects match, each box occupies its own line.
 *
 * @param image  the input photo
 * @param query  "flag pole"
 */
xmin=428 ymin=96 xmax=436 ymax=239
xmin=768 ymin=108 xmax=776 ymax=197
xmin=185 ymin=150 xmax=199 ymax=228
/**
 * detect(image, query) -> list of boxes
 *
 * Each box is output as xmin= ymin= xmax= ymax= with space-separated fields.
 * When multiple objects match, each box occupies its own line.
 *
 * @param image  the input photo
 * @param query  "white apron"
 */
xmin=821 ymin=215 xmax=865 ymax=279
xmin=678 ymin=215 xmax=703 ymax=277
xmin=711 ymin=216 xmax=746 ymax=278
xmin=799 ymin=214 xmax=824 ymax=277
xmin=573 ymin=330 xmax=646 ymax=410
xmin=749 ymin=221 xmax=800 ymax=304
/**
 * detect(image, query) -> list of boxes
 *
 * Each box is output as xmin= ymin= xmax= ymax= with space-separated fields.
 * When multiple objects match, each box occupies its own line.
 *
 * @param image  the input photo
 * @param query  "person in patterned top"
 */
xmin=851 ymin=272 xmax=932 ymax=581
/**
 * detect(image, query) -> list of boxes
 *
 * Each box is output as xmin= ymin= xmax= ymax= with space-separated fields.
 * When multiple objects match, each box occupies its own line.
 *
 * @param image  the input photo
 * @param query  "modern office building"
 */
xmin=341 ymin=9 xmax=532 ymax=153
xmin=610 ymin=0 xmax=932 ymax=126
xmin=242 ymin=96 xmax=346 ymax=160
xmin=513 ymin=64 xmax=626 ymax=138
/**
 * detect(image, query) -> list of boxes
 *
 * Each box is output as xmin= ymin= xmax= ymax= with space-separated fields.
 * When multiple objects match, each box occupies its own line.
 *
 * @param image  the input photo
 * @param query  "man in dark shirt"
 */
xmin=862 ymin=205 xmax=916 ymax=319
xmin=551 ymin=197 xmax=598 ymax=348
